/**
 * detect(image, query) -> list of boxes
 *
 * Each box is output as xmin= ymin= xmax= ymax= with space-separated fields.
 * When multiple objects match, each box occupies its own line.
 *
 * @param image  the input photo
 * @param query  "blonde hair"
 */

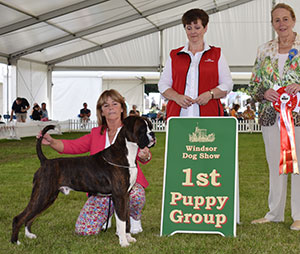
xmin=271 ymin=3 xmax=296 ymax=22
xmin=96 ymin=89 xmax=127 ymax=134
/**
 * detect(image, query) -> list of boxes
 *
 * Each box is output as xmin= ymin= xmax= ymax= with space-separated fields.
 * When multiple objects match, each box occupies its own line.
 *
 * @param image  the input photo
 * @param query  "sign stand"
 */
xmin=160 ymin=117 xmax=239 ymax=237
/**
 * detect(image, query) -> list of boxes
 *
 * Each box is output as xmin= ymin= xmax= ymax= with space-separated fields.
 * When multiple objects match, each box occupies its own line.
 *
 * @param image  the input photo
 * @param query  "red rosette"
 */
xmin=272 ymin=87 xmax=299 ymax=174
xmin=273 ymin=87 xmax=297 ymax=112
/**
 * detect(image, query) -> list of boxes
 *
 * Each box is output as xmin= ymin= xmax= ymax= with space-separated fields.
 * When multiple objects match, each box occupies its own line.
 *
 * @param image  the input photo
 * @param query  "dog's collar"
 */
xmin=102 ymin=156 xmax=136 ymax=169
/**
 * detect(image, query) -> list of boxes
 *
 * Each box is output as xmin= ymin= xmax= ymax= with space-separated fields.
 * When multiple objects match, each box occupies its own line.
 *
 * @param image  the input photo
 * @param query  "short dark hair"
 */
xmin=182 ymin=8 xmax=209 ymax=28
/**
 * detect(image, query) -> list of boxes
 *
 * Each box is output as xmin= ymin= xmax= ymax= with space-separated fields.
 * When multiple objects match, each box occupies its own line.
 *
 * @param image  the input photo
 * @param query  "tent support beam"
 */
xmin=8 ymin=0 xmax=198 ymax=61
xmin=46 ymin=0 xmax=255 ymax=65
xmin=0 ymin=0 xmax=109 ymax=36
xmin=52 ymin=66 xmax=161 ymax=72
xmin=52 ymin=65 xmax=253 ymax=73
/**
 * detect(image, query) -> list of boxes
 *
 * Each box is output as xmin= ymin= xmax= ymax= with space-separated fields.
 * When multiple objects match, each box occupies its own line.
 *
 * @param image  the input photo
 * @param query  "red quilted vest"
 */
xmin=166 ymin=46 xmax=224 ymax=119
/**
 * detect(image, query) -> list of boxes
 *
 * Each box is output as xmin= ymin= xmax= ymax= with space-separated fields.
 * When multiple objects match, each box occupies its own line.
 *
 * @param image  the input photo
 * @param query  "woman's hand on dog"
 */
xmin=138 ymin=147 xmax=151 ymax=162
xmin=37 ymin=132 xmax=53 ymax=145
xmin=36 ymin=132 xmax=64 ymax=153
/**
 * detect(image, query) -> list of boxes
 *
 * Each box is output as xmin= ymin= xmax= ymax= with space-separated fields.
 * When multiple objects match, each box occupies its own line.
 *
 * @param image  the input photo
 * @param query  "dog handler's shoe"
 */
xmin=251 ymin=218 xmax=270 ymax=224
xmin=130 ymin=217 xmax=143 ymax=234
xmin=290 ymin=220 xmax=300 ymax=230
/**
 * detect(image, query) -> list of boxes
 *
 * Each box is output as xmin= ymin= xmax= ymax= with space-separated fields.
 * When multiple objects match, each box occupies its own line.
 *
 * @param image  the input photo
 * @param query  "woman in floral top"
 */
xmin=248 ymin=3 xmax=300 ymax=230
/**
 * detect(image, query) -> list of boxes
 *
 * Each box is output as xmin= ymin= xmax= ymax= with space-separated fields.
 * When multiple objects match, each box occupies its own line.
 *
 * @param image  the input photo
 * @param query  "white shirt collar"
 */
xmin=105 ymin=126 xmax=122 ymax=149
xmin=180 ymin=41 xmax=211 ymax=54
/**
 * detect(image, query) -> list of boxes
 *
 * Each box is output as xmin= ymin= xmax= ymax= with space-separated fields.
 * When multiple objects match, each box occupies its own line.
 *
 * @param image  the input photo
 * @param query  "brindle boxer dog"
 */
xmin=11 ymin=116 xmax=156 ymax=247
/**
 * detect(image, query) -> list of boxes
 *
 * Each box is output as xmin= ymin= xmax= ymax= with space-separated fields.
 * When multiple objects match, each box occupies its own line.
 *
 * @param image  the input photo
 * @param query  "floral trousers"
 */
xmin=75 ymin=183 xmax=145 ymax=235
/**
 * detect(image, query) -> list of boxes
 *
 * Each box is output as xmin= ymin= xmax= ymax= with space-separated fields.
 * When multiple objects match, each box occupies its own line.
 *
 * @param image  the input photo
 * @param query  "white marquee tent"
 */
xmin=0 ymin=0 xmax=299 ymax=120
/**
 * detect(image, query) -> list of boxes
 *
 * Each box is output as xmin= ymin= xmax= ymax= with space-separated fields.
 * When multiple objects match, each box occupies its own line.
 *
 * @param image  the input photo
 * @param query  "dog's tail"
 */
xmin=36 ymin=125 xmax=55 ymax=164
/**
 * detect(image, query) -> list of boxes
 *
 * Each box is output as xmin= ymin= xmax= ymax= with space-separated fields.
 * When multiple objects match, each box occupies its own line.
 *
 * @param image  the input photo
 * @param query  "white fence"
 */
xmin=150 ymin=119 xmax=261 ymax=133
xmin=63 ymin=119 xmax=261 ymax=133
xmin=237 ymin=120 xmax=261 ymax=133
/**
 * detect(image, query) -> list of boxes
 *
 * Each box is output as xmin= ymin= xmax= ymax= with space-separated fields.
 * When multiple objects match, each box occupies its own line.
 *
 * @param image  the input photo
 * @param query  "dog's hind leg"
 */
xmin=11 ymin=210 xmax=29 ymax=245
xmin=11 ymin=183 xmax=40 ymax=244
xmin=11 ymin=187 xmax=59 ymax=245
xmin=24 ymin=189 xmax=60 ymax=240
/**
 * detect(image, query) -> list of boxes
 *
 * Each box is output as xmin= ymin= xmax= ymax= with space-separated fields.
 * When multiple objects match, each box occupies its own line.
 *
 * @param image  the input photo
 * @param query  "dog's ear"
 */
xmin=122 ymin=116 xmax=152 ymax=148
xmin=121 ymin=116 xmax=139 ymax=143
xmin=141 ymin=116 xmax=153 ymax=130
xmin=136 ymin=118 xmax=151 ymax=149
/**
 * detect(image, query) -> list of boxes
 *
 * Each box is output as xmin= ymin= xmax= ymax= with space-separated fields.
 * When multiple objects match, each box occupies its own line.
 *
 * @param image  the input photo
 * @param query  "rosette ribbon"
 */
xmin=288 ymin=48 xmax=298 ymax=61
xmin=273 ymin=87 xmax=299 ymax=174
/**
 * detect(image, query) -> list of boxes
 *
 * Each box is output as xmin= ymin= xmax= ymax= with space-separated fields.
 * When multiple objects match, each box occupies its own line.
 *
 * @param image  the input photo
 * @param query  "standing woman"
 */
xmin=249 ymin=3 xmax=300 ymax=230
xmin=40 ymin=89 xmax=151 ymax=235
xmin=158 ymin=8 xmax=233 ymax=119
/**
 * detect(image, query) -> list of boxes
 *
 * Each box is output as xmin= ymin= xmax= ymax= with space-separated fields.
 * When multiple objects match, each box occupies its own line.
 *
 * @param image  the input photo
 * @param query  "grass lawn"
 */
xmin=1 ymin=132 xmax=300 ymax=253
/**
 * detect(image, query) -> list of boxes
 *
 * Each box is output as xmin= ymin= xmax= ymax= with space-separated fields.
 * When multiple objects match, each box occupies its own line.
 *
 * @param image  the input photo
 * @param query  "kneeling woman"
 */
xmin=40 ymin=89 xmax=151 ymax=235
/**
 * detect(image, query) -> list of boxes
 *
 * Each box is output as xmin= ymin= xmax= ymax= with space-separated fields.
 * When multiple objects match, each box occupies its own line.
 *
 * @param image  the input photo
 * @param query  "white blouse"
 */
xmin=105 ymin=127 xmax=122 ymax=148
xmin=278 ymin=53 xmax=288 ymax=78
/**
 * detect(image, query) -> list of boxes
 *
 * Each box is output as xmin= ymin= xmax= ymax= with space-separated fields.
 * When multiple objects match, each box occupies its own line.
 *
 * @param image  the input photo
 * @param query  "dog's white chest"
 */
xmin=125 ymin=140 xmax=138 ymax=190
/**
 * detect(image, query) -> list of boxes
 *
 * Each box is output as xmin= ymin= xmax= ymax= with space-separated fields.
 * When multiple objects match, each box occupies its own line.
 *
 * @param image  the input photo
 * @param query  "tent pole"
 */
xmin=47 ymin=65 xmax=53 ymax=119
xmin=271 ymin=0 xmax=276 ymax=40
xmin=6 ymin=64 xmax=9 ymax=115
xmin=159 ymin=30 xmax=163 ymax=74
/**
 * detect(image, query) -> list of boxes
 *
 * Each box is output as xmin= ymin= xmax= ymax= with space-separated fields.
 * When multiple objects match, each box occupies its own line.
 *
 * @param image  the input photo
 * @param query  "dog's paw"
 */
xmin=16 ymin=241 xmax=21 ymax=245
xmin=25 ymin=227 xmax=37 ymax=239
xmin=25 ymin=232 xmax=37 ymax=239
xmin=119 ymin=238 xmax=130 ymax=247
xmin=59 ymin=186 xmax=73 ymax=195
xmin=126 ymin=233 xmax=136 ymax=243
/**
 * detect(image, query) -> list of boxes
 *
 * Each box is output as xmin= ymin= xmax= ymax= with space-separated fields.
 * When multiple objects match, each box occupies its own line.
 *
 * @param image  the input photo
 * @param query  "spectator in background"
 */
xmin=230 ymin=104 xmax=240 ymax=118
xmin=41 ymin=102 xmax=49 ymax=121
xmin=80 ymin=102 xmax=91 ymax=127
xmin=132 ymin=104 xmax=137 ymax=113
xmin=129 ymin=110 xmax=137 ymax=116
xmin=31 ymin=104 xmax=42 ymax=121
xmin=131 ymin=105 xmax=140 ymax=116
xmin=222 ymin=103 xmax=229 ymax=116
xmin=157 ymin=104 xmax=166 ymax=122
xmin=242 ymin=105 xmax=255 ymax=120
xmin=0 ymin=115 xmax=5 ymax=124
xmin=10 ymin=97 xmax=30 ymax=122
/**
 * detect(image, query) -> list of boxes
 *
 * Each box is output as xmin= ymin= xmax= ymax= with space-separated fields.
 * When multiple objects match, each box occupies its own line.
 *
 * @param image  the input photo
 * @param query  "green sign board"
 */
xmin=160 ymin=117 xmax=238 ymax=237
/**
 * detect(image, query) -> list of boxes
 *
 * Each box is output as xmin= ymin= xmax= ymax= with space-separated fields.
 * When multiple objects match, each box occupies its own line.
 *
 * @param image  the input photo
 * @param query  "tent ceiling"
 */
xmin=0 ymin=0 xmax=292 ymax=72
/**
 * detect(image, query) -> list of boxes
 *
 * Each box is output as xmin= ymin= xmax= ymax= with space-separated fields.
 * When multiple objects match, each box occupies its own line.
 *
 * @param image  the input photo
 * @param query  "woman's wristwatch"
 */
xmin=209 ymin=90 xmax=214 ymax=99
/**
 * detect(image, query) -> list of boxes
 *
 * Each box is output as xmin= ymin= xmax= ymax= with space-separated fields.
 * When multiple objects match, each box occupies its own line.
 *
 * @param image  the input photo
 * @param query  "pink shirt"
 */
xmin=61 ymin=126 xmax=149 ymax=188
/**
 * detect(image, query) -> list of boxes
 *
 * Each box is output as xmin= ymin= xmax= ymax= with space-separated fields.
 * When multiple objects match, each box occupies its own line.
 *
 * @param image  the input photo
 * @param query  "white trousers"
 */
xmin=262 ymin=115 xmax=300 ymax=222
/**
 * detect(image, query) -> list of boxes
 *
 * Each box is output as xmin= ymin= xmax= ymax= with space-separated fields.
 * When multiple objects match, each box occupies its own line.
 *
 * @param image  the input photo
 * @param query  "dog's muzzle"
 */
xmin=147 ymin=132 xmax=156 ymax=148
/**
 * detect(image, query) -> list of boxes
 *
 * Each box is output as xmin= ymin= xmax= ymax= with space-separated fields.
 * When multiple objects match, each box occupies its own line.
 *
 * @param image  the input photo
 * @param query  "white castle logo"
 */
xmin=189 ymin=126 xmax=215 ymax=143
